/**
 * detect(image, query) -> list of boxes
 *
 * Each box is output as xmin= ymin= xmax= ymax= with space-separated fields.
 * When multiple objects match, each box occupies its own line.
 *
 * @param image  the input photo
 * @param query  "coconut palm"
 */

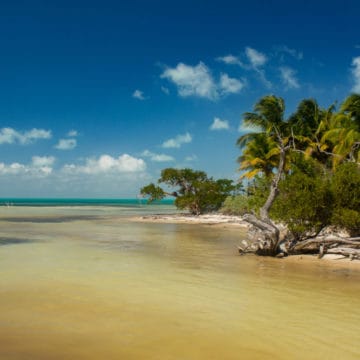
xmin=237 ymin=95 xmax=291 ymax=224
xmin=237 ymin=133 xmax=279 ymax=179
xmin=340 ymin=93 xmax=360 ymax=127
xmin=321 ymin=110 xmax=360 ymax=167
xmin=288 ymin=99 xmax=336 ymax=167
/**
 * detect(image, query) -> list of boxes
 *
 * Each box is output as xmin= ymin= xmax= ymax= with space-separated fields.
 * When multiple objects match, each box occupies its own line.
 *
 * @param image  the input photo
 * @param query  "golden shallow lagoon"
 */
xmin=1 ymin=206 xmax=359 ymax=359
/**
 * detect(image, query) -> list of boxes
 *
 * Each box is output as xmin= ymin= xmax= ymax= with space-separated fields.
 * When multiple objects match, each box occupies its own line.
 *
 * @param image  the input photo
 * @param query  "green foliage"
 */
xmin=331 ymin=209 xmax=360 ymax=236
xmin=331 ymin=162 xmax=360 ymax=210
xmin=236 ymin=94 xmax=360 ymax=240
xmin=221 ymin=195 xmax=251 ymax=215
xmin=140 ymin=183 xmax=165 ymax=202
xmin=330 ymin=162 xmax=360 ymax=235
xmin=221 ymin=176 xmax=270 ymax=216
xmin=271 ymin=160 xmax=333 ymax=240
xmin=140 ymin=168 xmax=240 ymax=215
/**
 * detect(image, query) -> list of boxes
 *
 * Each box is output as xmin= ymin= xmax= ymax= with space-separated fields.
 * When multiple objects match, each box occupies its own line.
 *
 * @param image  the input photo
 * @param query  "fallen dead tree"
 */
xmin=238 ymin=222 xmax=360 ymax=260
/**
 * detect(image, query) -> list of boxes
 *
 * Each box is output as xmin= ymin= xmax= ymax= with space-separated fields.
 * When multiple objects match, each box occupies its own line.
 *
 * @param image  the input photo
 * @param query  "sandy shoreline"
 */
xmin=131 ymin=213 xmax=250 ymax=227
xmin=132 ymin=213 xmax=360 ymax=269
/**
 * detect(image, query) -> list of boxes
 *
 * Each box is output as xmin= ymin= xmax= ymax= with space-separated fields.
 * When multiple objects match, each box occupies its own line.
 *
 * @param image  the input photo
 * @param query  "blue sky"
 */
xmin=0 ymin=0 xmax=359 ymax=197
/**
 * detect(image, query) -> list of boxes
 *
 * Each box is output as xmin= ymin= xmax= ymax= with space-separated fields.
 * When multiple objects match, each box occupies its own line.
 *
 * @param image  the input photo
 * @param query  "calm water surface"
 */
xmin=0 ymin=206 xmax=359 ymax=359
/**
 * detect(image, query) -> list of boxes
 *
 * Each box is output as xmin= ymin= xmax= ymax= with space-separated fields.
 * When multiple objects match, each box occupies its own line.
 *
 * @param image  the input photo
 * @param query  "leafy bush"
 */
xmin=330 ymin=162 xmax=360 ymax=235
xmin=221 ymin=175 xmax=269 ymax=216
xmin=331 ymin=208 xmax=360 ymax=236
xmin=271 ymin=167 xmax=333 ymax=240
xmin=221 ymin=195 xmax=251 ymax=215
xmin=331 ymin=162 xmax=360 ymax=210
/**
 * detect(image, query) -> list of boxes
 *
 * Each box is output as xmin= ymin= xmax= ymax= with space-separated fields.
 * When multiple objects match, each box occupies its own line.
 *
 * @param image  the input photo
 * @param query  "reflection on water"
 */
xmin=0 ymin=207 xmax=360 ymax=359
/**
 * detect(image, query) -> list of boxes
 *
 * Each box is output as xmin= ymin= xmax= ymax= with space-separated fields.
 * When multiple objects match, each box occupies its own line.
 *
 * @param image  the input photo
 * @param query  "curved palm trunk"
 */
xmin=260 ymin=146 xmax=286 ymax=222
xmin=244 ymin=144 xmax=287 ymax=256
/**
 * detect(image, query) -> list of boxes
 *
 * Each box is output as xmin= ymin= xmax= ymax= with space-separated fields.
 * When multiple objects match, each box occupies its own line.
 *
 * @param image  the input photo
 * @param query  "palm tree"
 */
xmin=321 ymin=96 xmax=360 ymax=166
xmin=288 ymin=99 xmax=335 ymax=167
xmin=237 ymin=95 xmax=290 ymax=224
xmin=237 ymin=133 xmax=279 ymax=179
xmin=340 ymin=93 xmax=360 ymax=126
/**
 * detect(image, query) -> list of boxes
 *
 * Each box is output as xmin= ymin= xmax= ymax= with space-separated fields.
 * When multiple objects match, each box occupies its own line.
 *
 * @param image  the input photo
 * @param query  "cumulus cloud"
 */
xmin=161 ymin=62 xmax=218 ymax=100
xmin=141 ymin=150 xmax=174 ymax=162
xmin=0 ymin=127 xmax=52 ymax=145
xmin=161 ymin=86 xmax=170 ymax=95
xmin=0 ymin=156 xmax=55 ymax=176
xmin=280 ymin=66 xmax=300 ymax=89
xmin=216 ymin=54 xmax=243 ymax=66
xmin=162 ymin=132 xmax=192 ymax=148
xmin=351 ymin=57 xmax=360 ymax=93
xmin=55 ymin=138 xmax=77 ymax=150
xmin=62 ymin=154 xmax=146 ymax=175
xmin=132 ymin=89 xmax=146 ymax=100
xmin=210 ymin=117 xmax=230 ymax=131
xmin=245 ymin=47 xmax=267 ymax=68
xmin=219 ymin=73 xmax=245 ymax=94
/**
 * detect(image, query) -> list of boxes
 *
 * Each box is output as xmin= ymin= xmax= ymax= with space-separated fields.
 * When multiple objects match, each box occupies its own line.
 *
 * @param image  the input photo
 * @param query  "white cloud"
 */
xmin=0 ymin=156 xmax=55 ymax=176
xmin=162 ymin=132 xmax=192 ymax=148
xmin=161 ymin=86 xmax=170 ymax=95
xmin=244 ymin=47 xmax=272 ymax=88
xmin=216 ymin=54 xmax=243 ymax=66
xmin=351 ymin=57 xmax=360 ymax=93
xmin=280 ymin=66 xmax=300 ymax=89
xmin=210 ymin=117 xmax=230 ymax=131
xmin=55 ymin=138 xmax=77 ymax=150
xmin=31 ymin=156 xmax=55 ymax=175
xmin=67 ymin=130 xmax=78 ymax=137
xmin=132 ymin=89 xmax=146 ymax=100
xmin=161 ymin=62 xmax=218 ymax=100
xmin=142 ymin=150 xmax=175 ymax=162
xmin=275 ymin=45 xmax=303 ymax=60
xmin=245 ymin=47 xmax=267 ymax=68
xmin=63 ymin=154 xmax=146 ymax=175
xmin=0 ymin=127 xmax=52 ymax=145
xmin=31 ymin=156 xmax=55 ymax=167
xmin=219 ymin=73 xmax=245 ymax=94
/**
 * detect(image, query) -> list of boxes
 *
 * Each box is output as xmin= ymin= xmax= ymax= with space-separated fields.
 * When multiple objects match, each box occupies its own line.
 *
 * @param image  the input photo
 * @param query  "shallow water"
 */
xmin=0 ymin=207 xmax=359 ymax=359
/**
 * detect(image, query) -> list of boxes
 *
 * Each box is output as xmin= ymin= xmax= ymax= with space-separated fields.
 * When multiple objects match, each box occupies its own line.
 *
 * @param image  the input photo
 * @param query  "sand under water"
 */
xmin=1 ymin=206 xmax=360 ymax=359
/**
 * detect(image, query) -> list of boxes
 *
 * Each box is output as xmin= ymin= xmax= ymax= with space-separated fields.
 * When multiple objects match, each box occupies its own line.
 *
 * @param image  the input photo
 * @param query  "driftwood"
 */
xmin=290 ymin=236 xmax=360 ymax=253
xmin=325 ymin=247 xmax=360 ymax=259
xmin=240 ymin=218 xmax=360 ymax=260
xmin=241 ymin=214 xmax=283 ymax=256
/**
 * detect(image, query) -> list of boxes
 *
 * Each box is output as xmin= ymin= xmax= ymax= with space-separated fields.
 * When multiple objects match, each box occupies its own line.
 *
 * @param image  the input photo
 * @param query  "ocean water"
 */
xmin=0 ymin=198 xmax=174 ymax=207
xmin=0 ymin=204 xmax=360 ymax=359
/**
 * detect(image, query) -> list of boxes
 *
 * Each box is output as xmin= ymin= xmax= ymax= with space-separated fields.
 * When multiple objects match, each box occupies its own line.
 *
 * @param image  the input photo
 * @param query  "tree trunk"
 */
xmin=245 ymin=144 xmax=286 ymax=256
xmin=259 ymin=146 xmax=286 ymax=222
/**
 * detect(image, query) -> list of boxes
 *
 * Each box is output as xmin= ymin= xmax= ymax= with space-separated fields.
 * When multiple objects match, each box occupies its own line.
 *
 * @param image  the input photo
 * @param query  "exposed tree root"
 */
xmin=241 ymin=214 xmax=360 ymax=260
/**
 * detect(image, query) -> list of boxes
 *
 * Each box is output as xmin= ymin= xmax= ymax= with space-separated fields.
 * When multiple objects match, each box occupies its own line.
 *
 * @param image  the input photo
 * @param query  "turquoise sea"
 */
xmin=0 ymin=198 xmax=174 ymax=207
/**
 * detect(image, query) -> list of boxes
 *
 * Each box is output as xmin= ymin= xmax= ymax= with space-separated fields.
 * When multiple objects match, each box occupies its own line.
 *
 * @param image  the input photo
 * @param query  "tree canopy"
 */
xmin=231 ymin=94 xmax=360 ymax=256
xmin=140 ymin=168 xmax=240 ymax=215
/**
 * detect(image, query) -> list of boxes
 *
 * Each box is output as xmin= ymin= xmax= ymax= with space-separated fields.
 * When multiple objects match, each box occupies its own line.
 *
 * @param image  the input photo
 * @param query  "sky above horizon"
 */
xmin=0 ymin=0 xmax=359 ymax=197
